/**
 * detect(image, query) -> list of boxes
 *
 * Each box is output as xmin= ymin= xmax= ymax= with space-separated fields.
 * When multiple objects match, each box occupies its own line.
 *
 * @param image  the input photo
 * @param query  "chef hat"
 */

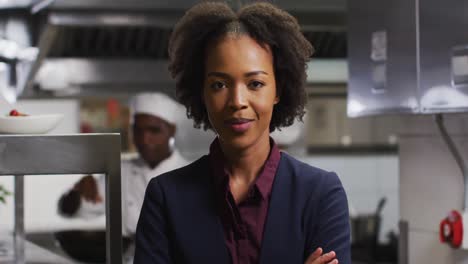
xmin=129 ymin=92 xmax=183 ymax=125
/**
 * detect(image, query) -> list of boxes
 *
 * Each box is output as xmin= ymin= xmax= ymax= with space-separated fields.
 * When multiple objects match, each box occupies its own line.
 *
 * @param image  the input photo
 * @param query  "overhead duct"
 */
xmin=0 ymin=0 xmax=347 ymax=99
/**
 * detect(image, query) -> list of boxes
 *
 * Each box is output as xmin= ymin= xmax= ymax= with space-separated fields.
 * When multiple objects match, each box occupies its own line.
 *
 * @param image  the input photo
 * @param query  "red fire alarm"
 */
xmin=440 ymin=210 xmax=464 ymax=248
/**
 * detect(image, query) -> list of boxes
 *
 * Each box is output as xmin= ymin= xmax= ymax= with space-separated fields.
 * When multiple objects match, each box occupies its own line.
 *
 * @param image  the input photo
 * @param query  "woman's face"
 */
xmin=203 ymin=34 xmax=279 ymax=150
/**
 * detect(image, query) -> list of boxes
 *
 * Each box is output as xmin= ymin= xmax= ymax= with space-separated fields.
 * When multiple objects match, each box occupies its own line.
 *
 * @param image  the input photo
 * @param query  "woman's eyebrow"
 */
xmin=206 ymin=72 xmax=230 ymax=78
xmin=206 ymin=71 xmax=269 ymax=78
xmin=245 ymin=71 xmax=268 ymax=77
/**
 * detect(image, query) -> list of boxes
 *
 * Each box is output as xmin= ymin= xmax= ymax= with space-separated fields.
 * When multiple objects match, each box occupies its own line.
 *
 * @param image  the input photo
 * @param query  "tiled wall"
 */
xmin=398 ymin=114 xmax=468 ymax=264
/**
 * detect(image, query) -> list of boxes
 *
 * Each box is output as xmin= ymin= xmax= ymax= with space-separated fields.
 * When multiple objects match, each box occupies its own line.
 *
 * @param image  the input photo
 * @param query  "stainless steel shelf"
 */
xmin=0 ymin=233 xmax=74 ymax=263
xmin=0 ymin=134 xmax=122 ymax=264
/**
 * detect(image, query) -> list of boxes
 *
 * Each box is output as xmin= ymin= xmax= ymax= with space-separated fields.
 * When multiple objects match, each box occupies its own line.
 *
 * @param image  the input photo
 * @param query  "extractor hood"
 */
xmin=348 ymin=0 xmax=468 ymax=117
xmin=0 ymin=0 xmax=347 ymax=99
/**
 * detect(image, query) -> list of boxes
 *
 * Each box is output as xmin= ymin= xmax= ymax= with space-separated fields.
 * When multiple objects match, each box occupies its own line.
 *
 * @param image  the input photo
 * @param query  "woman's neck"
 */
xmin=219 ymin=133 xmax=271 ymax=186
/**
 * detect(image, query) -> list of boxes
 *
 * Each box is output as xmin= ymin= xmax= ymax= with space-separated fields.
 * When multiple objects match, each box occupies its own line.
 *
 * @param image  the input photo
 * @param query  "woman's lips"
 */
xmin=225 ymin=118 xmax=253 ymax=133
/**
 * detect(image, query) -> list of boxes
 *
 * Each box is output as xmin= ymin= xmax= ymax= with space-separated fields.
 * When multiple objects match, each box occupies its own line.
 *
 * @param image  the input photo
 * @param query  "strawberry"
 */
xmin=9 ymin=109 xmax=19 ymax=116
xmin=8 ymin=109 xmax=27 ymax=116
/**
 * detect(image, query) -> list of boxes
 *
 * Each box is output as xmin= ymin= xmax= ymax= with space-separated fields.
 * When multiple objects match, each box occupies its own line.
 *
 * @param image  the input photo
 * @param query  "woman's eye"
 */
xmin=249 ymin=81 xmax=265 ymax=89
xmin=210 ymin=81 xmax=226 ymax=90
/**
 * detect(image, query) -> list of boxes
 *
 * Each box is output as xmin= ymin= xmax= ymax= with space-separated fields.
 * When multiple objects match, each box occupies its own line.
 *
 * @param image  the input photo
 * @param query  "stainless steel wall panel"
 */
xmin=348 ymin=0 xmax=468 ymax=116
xmin=348 ymin=0 xmax=419 ymax=117
xmin=419 ymin=0 xmax=468 ymax=112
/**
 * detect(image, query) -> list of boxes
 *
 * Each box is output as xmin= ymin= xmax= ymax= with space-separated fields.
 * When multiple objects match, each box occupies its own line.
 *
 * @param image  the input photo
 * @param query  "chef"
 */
xmin=58 ymin=92 xmax=189 ymax=262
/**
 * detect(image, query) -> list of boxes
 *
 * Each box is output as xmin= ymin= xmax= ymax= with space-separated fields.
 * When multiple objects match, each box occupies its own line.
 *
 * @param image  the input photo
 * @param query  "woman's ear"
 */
xmin=274 ymin=96 xmax=280 ymax=105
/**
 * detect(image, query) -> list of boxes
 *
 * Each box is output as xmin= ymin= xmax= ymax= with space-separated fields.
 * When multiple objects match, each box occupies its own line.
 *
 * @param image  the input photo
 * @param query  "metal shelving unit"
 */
xmin=0 ymin=134 xmax=122 ymax=264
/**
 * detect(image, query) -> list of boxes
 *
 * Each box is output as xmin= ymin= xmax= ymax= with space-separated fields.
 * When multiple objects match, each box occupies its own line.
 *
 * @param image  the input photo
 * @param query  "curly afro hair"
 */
xmin=168 ymin=1 xmax=314 ymax=132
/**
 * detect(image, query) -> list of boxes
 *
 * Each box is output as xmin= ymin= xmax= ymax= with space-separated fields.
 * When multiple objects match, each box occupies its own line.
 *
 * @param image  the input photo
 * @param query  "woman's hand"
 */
xmin=305 ymin=248 xmax=338 ymax=264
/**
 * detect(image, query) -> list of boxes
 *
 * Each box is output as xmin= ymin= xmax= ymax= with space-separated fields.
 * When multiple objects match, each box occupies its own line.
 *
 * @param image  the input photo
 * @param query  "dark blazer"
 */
xmin=134 ymin=152 xmax=351 ymax=264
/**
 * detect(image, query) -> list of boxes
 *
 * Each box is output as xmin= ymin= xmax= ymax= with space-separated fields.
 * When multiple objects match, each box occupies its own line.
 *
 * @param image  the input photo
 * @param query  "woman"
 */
xmin=135 ymin=2 xmax=351 ymax=264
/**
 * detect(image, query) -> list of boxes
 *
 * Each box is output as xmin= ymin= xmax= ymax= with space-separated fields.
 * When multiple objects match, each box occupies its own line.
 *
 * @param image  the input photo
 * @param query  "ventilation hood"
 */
xmin=0 ymin=0 xmax=346 ymax=100
xmin=348 ymin=0 xmax=468 ymax=117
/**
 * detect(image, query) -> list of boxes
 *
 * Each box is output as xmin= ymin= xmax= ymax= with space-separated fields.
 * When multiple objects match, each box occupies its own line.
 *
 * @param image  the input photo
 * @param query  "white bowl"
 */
xmin=0 ymin=114 xmax=64 ymax=134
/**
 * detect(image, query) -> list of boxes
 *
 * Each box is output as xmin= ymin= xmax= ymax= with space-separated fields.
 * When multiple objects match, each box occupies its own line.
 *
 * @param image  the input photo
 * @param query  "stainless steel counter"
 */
xmin=0 ymin=233 xmax=74 ymax=264
xmin=0 ymin=134 xmax=122 ymax=264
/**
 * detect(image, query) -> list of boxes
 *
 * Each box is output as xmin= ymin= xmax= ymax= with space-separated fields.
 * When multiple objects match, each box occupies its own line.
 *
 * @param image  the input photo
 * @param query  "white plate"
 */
xmin=0 ymin=114 xmax=64 ymax=134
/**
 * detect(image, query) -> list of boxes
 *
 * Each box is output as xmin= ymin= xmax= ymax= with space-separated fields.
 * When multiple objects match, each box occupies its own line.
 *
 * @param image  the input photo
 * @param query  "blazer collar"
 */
xmin=186 ymin=153 xmax=295 ymax=264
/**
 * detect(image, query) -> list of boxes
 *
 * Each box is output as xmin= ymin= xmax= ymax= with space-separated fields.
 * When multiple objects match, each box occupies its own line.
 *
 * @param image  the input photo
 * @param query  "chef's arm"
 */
xmin=58 ymin=189 xmax=81 ymax=217
xmin=57 ymin=175 xmax=102 ymax=217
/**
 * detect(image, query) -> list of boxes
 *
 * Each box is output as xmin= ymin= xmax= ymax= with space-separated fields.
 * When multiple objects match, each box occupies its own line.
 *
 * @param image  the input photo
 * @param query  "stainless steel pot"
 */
xmin=350 ymin=197 xmax=386 ymax=263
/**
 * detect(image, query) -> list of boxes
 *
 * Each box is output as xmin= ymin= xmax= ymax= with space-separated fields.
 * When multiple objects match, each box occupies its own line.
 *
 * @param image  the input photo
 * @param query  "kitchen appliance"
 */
xmin=351 ymin=197 xmax=386 ymax=262
xmin=348 ymin=0 xmax=468 ymax=117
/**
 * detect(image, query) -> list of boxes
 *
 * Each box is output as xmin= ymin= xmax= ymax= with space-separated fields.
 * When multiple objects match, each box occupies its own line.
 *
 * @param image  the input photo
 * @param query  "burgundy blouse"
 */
xmin=209 ymin=138 xmax=281 ymax=264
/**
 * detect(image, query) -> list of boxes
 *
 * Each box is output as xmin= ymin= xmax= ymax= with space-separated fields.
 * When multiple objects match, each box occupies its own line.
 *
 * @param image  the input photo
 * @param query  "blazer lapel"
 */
xmin=179 ymin=157 xmax=230 ymax=263
xmin=188 ymin=199 xmax=229 ymax=263
xmin=259 ymin=154 xmax=302 ymax=264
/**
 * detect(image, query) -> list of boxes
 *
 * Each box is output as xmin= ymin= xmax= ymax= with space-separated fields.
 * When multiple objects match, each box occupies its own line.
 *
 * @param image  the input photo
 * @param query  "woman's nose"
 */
xmin=228 ymin=84 xmax=248 ymax=111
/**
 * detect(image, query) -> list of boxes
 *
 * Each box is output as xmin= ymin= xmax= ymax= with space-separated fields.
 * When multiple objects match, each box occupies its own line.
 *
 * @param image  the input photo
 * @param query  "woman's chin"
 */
xmin=219 ymin=133 xmax=250 ymax=149
xmin=219 ymin=133 xmax=268 ymax=152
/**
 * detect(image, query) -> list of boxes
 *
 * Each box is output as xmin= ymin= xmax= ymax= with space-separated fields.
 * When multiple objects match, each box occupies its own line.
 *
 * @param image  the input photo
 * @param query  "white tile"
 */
xmin=303 ymin=156 xmax=380 ymax=193
xmin=339 ymin=160 xmax=378 ymax=193
xmin=408 ymin=229 xmax=455 ymax=264
xmin=299 ymin=156 xmax=343 ymax=172
xmin=376 ymin=155 xmax=399 ymax=192
xmin=347 ymin=192 xmax=379 ymax=216
xmin=400 ymin=136 xmax=466 ymax=232
xmin=453 ymin=248 xmax=468 ymax=264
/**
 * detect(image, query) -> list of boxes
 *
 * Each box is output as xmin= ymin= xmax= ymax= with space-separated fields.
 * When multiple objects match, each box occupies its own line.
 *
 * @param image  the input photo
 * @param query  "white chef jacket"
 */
xmin=75 ymin=150 xmax=189 ymax=236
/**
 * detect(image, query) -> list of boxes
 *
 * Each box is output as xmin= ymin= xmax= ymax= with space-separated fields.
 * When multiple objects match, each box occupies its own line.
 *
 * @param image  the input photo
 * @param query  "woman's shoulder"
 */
xmin=279 ymin=152 xmax=334 ymax=177
xmin=147 ymin=155 xmax=210 ymax=187
xmin=278 ymin=153 xmax=347 ymax=216
xmin=279 ymin=152 xmax=342 ymax=188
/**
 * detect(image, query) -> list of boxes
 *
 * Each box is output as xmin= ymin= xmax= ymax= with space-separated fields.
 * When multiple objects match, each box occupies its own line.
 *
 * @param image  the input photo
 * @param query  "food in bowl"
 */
xmin=8 ymin=109 xmax=28 ymax=117
xmin=0 ymin=112 xmax=63 ymax=134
